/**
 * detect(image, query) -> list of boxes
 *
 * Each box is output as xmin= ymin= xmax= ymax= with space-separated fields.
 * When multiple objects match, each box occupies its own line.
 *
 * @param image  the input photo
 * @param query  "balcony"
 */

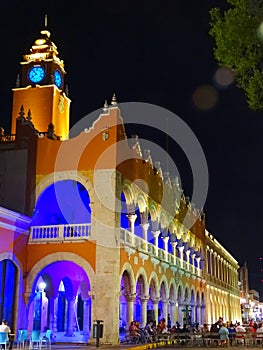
xmin=29 ymin=223 xmax=91 ymax=243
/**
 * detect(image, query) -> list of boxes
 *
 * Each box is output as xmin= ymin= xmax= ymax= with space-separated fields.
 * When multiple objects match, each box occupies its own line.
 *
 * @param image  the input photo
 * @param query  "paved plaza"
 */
xmin=48 ymin=345 xmax=258 ymax=350
xmin=38 ymin=340 xmax=261 ymax=350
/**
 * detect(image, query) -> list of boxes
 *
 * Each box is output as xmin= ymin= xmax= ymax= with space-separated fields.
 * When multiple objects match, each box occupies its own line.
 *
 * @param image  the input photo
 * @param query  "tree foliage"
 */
xmin=209 ymin=0 xmax=263 ymax=110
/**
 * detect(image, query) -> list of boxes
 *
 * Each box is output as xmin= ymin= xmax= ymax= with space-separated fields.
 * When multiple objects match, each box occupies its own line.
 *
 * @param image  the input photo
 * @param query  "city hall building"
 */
xmin=0 ymin=24 xmax=241 ymax=345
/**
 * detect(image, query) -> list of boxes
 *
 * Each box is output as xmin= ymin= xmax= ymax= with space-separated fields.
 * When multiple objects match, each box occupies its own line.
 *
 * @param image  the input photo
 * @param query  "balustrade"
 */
xmin=30 ymin=223 xmax=91 ymax=242
xmin=119 ymin=228 xmax=202 ymax=278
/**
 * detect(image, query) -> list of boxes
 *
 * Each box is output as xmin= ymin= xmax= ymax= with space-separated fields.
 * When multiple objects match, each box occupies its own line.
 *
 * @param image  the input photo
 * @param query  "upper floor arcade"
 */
xmin=205 ymin=230 xmax=239 ymax=291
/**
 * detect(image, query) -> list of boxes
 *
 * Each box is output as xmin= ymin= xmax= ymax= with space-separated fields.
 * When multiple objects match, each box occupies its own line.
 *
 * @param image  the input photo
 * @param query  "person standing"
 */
xmin=0 ymin=320 xmax=11 ymax=349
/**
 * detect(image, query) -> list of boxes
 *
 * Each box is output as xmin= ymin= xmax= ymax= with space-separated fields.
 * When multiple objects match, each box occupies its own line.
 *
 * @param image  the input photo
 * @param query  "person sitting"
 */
xmin=210 ymin=322 xmax=220 ymax=346
xmin=235 ymin=322 xmax=246 ymax=344
xmin=145 ymin=321 xmax=157 ymax=342
xmin=157 ymin=318 xmax=168 ymax=333
xmin=256 ymin=322 xmax=263 ymax=345
xmin=128 ymin=321 xmax=140 ymax=342
xmin=248 ymin=321 xmax=256 ymax=333
xmin=201 ymin=323 xmax=210 ymax=333
xmin=236 ymin=322 xmax=246 ymax=333
xmin=218 ymin=322 xmax=229 ymax=347
xmin=181 ymin=324 xmax=190 ymax=333
xmin=201 ymin=323 xmax=211 ymax=346
xmin=228 ymin=323 xmax=236 ymax=346
xmin=131 ymin=321 xmax=147 ymax=343
xmin=145 ymin=321 xmax=157 ymax=338
xmin=214 ymin=317 xmax=223 ymax=329
xmin=171 ymin=323 xmax=181 ymax=333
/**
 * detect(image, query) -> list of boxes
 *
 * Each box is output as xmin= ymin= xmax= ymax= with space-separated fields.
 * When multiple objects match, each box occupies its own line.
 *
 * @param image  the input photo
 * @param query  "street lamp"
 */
xmin=38 ymin=281 xmax=46 ymax=292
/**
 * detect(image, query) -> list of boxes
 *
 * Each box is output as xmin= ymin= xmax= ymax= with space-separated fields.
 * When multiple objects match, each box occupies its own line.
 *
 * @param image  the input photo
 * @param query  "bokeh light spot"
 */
xmin=192 ymin=84 xmax=218 ymax=111
xmin=214 ymin=67 xmax=235 ymax=88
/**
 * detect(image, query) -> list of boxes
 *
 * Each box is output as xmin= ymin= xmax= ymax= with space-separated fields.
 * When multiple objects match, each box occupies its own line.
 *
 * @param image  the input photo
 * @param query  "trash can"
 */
xmin=93 ymin=323 xmax=103 ymax=338
xmin=93 ymin=320 xmax=103 ymax=347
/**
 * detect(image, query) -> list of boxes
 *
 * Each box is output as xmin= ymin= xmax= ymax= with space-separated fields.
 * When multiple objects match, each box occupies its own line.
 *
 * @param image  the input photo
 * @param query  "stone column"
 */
xmin=171 ymin=241 xmax=177 ymax=257
xmin=82 ymin=298 xmax=91 ymax=336
xmin=140 ymin=223 xmax=149 ymax=250
xmin=53 ymin=297 xmax=58 ymax=333
xmin=178 ymin=247 xmax=184 ymax=267
xmin=126 ymin=214 xmax=137 ymax=245
xmin=191 ymin=253 xmax=196 ymax=273
xmin=126 ymin=214 xmax=137 ymax=234
xmin=152 ymin=230 xmax=160 ymax=256
xmin=191 ymin=304 xmax=196 ymax=324
xmin=178 ymin=303 xmax=183 ymax=326
xmin=140 ymin=297 xmax=149 ymax=328
xmin=196 ymin=257 xmax=201 ymax=275
xmin=186 ymin=250 xmax=190 ymax=270
xmin=162 ymin=237 xmax=169 ymax=260
xmin=201 ymin=305 xmax=206 ymax=326
xmin=126 ymin=295 xmax=135 ymax=327
xmin=196 ymin=304 xmax=201 ymax=326
xmin=64 ymin=298 xmax=75 ymax=336
xmin=170 ymin=302 xmax=176 ymax=327
xmin=152 ymin=299 xmax=159 ymax=325
xmin=162 ymin=300 xmax=169 ymax=322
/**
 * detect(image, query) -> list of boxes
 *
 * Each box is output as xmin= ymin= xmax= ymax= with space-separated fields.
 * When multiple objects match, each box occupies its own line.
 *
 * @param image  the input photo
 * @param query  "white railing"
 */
xmin=120 ymin=228 xmax=203 ymax=278
xmin=30 ymin=223 xmax=91 ymax=242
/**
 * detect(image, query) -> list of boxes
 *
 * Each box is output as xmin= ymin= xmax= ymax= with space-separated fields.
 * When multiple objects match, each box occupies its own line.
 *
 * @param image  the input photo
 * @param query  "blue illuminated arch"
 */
xmin=32 ymin=180 xmax=91 ymax=226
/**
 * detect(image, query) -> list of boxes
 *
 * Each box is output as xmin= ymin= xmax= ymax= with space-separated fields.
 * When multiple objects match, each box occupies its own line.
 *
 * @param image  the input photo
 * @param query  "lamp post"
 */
xmin=182 ymin=305 xmax=192 ymax=327
xmin=33 ymin=281 xmax=46 ymax=330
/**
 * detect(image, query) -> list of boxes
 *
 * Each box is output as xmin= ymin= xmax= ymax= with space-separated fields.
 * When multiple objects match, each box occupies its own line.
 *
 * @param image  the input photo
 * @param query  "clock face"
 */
xmin=28 ymin=66 xmax=45 ymax=83
xmin=54 ymin=70 xmax=62 ymax=88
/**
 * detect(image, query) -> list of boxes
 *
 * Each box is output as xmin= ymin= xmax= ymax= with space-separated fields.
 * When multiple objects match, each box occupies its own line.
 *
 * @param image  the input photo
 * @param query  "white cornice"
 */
xmin=0 ymin=221 xmax=29 ymax=234
xmin=0 ymin=207 xmax=31 ymax=224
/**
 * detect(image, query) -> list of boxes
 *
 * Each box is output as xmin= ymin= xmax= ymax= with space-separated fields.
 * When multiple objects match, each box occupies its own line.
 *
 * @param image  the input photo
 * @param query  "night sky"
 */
xmin=1 ymin=1 xmax=263 ymax=296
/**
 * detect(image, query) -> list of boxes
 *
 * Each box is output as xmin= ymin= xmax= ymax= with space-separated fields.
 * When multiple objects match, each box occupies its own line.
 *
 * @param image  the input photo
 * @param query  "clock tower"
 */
xmin=11 ymin=24 xmax=70 ymax=140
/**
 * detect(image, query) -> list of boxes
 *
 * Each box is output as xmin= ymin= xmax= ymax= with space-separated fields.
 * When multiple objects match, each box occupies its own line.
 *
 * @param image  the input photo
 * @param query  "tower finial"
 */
xmin=103 ymin=100 xmax=109 ymax=112
xmin=44 ymin=14 xmax=48 ymax=28
xmin=111 ymin=93 xmax=117 ymax=105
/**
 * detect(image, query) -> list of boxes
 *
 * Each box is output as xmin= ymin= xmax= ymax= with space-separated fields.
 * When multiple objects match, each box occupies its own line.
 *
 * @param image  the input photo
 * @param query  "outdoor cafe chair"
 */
xmin=17 ymin=329 xmax=28 ymax=348
xmin=29 ymin=330 xmax=42 ymax=349
xmin=255 ymin=332 xmax=263 ymax=346
xmin=0 ymin=332 xmax=7 ymax=350
xmin=235 ymin=331 xmax=246 ymax=346
xmin=40 ymin=329 xmax=52 ymax=349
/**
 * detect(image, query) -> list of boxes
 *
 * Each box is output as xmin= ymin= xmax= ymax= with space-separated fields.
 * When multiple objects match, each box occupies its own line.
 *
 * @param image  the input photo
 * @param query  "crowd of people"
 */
xmin=206 ymin=318 xmax=263 ymax=347
xmin=125 ymin=316 xmax=263 ymax=346
xmin=127 ymin=318 xmax=171 ymax=343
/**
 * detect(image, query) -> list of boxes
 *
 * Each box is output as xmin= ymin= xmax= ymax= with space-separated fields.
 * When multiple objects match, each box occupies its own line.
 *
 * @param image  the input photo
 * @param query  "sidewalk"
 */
xmin=51 ymin=341 xmax=149 ymax=350
xmin=50 ymin=339 xmax=260 ymax=350
xmin=49 ymin=340 xmax=171 ymax=350
xmin=50 ymin=344 xmax=255 ymax=350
